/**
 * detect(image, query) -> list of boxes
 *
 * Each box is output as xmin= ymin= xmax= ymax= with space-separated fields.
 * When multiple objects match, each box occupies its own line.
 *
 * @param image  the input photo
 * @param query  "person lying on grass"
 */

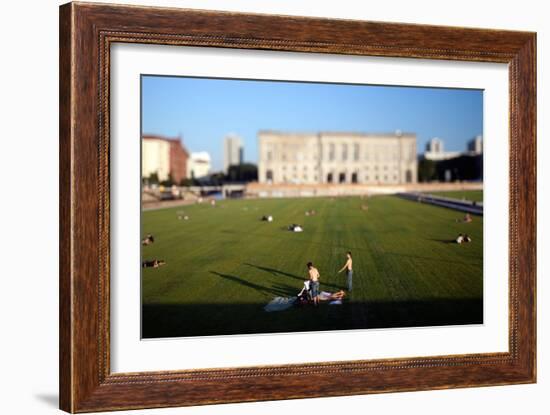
xmin=455 ymin=213 xmax=473 ymax=223
xmin=141 ymin=234 xmax=155 ymax=245
xmin=319 ymin=290 xmax=346 ymax=301
xmin=142 ymin=259 xmax=165 ymax=268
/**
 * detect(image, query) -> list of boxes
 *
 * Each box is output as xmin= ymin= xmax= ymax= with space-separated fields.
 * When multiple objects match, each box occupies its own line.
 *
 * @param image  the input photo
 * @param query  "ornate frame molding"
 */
xmin=60 ymin=2 xmax=536 ymax=412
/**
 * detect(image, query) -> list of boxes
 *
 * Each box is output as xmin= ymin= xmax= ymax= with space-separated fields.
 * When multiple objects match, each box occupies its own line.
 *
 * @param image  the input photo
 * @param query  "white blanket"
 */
xmin=264 ymin=297 xmax=296 ymax=312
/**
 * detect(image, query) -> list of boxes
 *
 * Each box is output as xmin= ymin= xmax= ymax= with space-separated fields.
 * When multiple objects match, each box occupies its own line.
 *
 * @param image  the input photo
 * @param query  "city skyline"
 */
xmin=142 ymin=75 xmax=483 ymax=172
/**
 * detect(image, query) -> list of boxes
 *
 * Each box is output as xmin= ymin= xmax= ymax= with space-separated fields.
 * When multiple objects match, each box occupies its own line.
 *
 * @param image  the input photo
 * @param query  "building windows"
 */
xmin=259 ymin=133 xmax=416 ymax=185
xmin=329 ymin=143 xmax=335 ymax=161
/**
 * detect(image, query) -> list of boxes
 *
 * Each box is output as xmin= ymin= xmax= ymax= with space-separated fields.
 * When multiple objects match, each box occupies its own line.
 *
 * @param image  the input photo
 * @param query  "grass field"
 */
xmin=427 ymin=190 xmax=483 ymax=202
xmin=141 ymin=195 xmax=483 ymax=338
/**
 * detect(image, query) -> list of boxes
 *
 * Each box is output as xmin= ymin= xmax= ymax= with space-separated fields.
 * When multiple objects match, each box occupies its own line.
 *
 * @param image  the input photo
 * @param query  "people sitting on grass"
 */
xmin=141 ymin=234 xmax=155 ymax=246
xmin=456 ymin=233 xmax=472 ymax=244
xmin=456 ymin=213 xmax=473 ymax=223
xmin=296 ymin=280 xmax=311 ymax=305
xmin=265 ymin=273 xmax=346 ymax=312
xmin=142 ymin=259 xmax=166 ymax=268
xmin=288 ymin=224 xmax=303 ymax=232
xmin=305 ymin=209 xmax=316 ymax=216
xmin=261 ymin=215 xmax=273 ymax=222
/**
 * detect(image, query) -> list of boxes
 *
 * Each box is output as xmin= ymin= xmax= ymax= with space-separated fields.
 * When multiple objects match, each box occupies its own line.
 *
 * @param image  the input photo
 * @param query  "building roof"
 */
xmin=258 ymin=130 xmax=416 ymax=138
xmin=142 ymin=134 xmax=189 ymax=155
xmin=190 ymin=151 xmax=211 ymax=162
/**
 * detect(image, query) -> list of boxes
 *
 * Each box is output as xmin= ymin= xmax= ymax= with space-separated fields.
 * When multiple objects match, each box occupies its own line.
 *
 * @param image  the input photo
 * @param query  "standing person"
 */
xmin=338 ymin=251 xmax=353 ymax=292
xmin=307 ymin=262 xmax=321 ymax=306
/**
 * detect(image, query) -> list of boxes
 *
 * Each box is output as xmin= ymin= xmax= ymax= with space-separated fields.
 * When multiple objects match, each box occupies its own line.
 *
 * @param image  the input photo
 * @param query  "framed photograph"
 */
xmin=59 ymin=2 xmax=536 ymax=412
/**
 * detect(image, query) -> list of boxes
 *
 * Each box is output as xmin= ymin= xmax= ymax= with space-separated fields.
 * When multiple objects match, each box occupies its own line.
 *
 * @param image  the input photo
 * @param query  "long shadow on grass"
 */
xmin=240 ymin=231 xmax=372 ymax=254
xmin=244 ymin=263 xmax=343 ymax=291
xmin=428 ymin=238 xmax=459 ymax=244
xmin=383 ymin=251 xmax=481 ymax=266
xmin=209 ymin=271 xmax=297 ymax=298
xmin=142 ymin=298 xmax=483 ymax=338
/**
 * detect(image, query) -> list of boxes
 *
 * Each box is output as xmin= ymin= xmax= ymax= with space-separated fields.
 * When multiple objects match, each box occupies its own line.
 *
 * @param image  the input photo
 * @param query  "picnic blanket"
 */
xmin=264 ymin=297 xmax=296 ymax=312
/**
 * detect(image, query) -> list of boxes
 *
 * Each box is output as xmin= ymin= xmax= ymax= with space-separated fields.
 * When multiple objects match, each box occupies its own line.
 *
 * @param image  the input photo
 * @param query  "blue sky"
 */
xmin=142 ymin=75 xmax=483 ymax=171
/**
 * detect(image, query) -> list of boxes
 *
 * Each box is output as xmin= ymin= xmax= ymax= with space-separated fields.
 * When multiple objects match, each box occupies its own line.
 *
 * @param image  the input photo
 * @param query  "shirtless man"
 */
xmin=307 ymin=262 xmax=320 ymax=306
xmin=338 ymin=251 xmax=353 ymax=292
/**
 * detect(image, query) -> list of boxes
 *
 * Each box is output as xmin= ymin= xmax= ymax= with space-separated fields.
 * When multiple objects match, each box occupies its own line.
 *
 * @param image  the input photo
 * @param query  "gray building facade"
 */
xmin=258 ymin=131 xmax=417 ymax=185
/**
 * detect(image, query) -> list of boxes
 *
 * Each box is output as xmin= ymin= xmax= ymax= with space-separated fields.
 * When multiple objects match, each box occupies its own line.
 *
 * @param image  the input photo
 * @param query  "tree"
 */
xmin=179 ymin=177 xmax=194 ymax=186
xmin=209 ymin=172 xmax=226 ymax=186
xmin=226 ymin=163 xmax=258 ymax=182
xmin=160 ymin=172 xmax=174 ymax=187
xmin=418 ymin=159 xmax=437 ymax=182
xmin=148 ymin=172 xmax=159 ymax=185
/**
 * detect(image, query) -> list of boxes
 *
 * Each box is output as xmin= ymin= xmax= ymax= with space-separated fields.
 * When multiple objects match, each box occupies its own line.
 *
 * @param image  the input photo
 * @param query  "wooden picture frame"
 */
xmin=59 ymin=2 xmax=536 ymax=412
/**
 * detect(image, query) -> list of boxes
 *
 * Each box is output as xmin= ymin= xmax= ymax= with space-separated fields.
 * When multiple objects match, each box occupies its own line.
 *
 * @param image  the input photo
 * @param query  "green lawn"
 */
xmin=428 ymin=190 xmax=483 ymax=202
xmin=141 ymin=196 xmax=483 ymax=338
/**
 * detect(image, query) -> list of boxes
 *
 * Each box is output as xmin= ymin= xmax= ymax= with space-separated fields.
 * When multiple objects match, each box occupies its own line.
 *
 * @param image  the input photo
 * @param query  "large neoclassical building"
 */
xmin=258 ymin=131 xmax=417 ymax=185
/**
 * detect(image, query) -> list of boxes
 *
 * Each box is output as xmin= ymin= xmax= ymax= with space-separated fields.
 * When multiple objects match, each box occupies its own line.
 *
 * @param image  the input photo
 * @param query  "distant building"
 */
xmin=142 ymin=135 xmax=189 ymax=183
xmin=223 ymin=134 xmax=243 ymax=173
xmin=423 ymin=137 xmax=461 ymax=161
xmin=418 ymin=135 xmax=483 ymax=182
xmin=187 ymin=152 xmax=212 ymax=179
xmin=467 ymin=135 xmax=483 ymax=154
xmin=434 ymin=155 xmax=483 ymax=182
xmin=258 ymin=131 xmax=417 ymax=185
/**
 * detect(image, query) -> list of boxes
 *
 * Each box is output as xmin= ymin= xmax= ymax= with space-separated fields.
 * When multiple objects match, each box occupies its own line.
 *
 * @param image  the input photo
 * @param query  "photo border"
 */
xmin=59 ymin=2 xmax=536 ymax=412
